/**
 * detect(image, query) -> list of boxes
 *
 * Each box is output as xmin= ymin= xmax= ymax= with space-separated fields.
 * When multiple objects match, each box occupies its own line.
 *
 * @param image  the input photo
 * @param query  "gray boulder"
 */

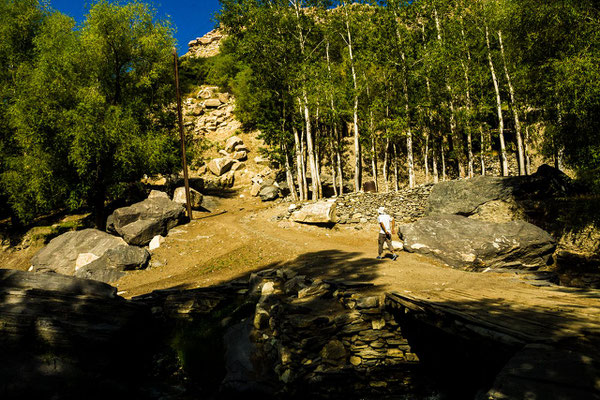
xmin=259 ymin=185 xmax=279 ymax=202
xmin=398 ymin=215 xmax=556 ymax=270
xmin=208 ymin=157 xmax=234 ymax=176
xmin=108 ymin=196 xmax=185 ymax=246
xmin=31 ymin=229 xmax=127 ymax=275
xmin=173 ymin=186 xmax=203 ymax=209
xmin=75 ymin=246 xmax=150 ymax=283
xmin=426 ymin=165 xmax=576 ymax=222
xmin=291 ymin=200 xmax=337 ymax=224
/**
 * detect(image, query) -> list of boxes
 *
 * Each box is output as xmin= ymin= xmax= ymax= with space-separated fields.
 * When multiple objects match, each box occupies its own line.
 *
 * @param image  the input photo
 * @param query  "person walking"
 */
xmin=377 ymin=207 xmax=398 ymax=260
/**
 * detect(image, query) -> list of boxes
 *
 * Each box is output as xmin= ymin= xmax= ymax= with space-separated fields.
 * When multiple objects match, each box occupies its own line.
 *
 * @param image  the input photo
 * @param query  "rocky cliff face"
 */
xmin=185 ymin=29 xmax=225 ymax=58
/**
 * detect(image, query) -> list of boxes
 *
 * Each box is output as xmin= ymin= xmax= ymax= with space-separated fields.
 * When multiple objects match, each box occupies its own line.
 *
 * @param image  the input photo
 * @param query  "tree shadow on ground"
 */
xmin=138 ymin=247 xmax=600 ymax=399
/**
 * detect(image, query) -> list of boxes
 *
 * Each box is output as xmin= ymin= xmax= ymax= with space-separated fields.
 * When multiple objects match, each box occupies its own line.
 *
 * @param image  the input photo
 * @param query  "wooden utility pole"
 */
xmin=173 ymin=48 xmax=193 ymax=220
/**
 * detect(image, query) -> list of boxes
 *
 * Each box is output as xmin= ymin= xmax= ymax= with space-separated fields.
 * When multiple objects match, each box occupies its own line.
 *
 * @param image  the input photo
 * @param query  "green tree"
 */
xmin=3 ymin=0 xmax=179 ymax=227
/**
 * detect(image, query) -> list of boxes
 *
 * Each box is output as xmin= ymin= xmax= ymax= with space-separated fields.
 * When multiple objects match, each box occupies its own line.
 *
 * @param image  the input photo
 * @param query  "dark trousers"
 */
xmin=378 ymin=233 xmax=394 ymax=256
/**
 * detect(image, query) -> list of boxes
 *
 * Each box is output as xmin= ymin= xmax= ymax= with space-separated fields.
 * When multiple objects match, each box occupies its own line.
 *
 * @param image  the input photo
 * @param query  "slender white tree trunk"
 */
xmin=393 ymin=143 xmax=399 ymax=192
xmin=498 ymin=30 xmax=525 ymax=175
xmin=383 ymin=138 xmax=390 ymax=192
xmin=284 ymin=142 xmax=298 ymax=202
xmin=480 ymin=125 xmax=486 ymax=176
xmin=524 ymin=124 xmax=532 ymax=175
xmin=460 ymin=21 xmax=474 ymax=178
xmin=401 ymin=52 xmax=415 ymax=188
xmin=486 ymin=24 xmax=509 ymax=176
xmin=293 ymin=125 xmax=306 ymax=201
xmin=441 ymin=141 xmax=446 ymax=181
xmin=424 ymin=132 xmax=430 ymax=182
xmin=433 ymin=144 xmax=439 ymax=183
xmin=342 ymin=3 xmax=361 ymax=192
xmin=434 ymin=6 xmax=462 ymax=178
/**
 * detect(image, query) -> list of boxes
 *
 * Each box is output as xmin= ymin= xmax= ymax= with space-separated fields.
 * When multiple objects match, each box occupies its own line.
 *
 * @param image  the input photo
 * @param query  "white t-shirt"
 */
xmin=378 ymin=214 xmax=393 ymax=234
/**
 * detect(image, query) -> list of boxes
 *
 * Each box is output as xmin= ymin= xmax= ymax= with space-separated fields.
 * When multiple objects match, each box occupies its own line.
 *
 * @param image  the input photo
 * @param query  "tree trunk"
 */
xmin=303 ymin=92 xmax=320 ymax=200
xmin=441 ymin=141 xmax=446 ymax=181
xmin=424 ymin=132 xmax=430 ymax=182
xmin=480 ymin=124 xmax=486 ymax=176
xmin=284 ymin=142 xmax=298 ymax=202
xmin=460 ymin=22 xmax=475 ymax=178
xmin=330 ymin=127 xmax=338 ymax=197
xmin=486 ymin=24 xmax=509 ymax=176
xmin=343 ymin=3 xmax=361 ymax=192
xmin=371 ymin=135 xmax=378 ymax=191
xmin=524 ymin=124 xmax=532 ymax=175
xmin=432 ymin=142 xmax=439 ymax=183
xmin=383 ymin=138 xmax=390 ymax=192
xmin=401 ymin=52 xmax=415 ymax=188
xmin=498 ymin=30 xmax=525 ymax=175
xmin=293 ymin=125 xmax=306 ymax=201
xmin=393 ymin=143 xmax=399 ymax=192
xmin=434 ymin=6 xmax=462 ymax=178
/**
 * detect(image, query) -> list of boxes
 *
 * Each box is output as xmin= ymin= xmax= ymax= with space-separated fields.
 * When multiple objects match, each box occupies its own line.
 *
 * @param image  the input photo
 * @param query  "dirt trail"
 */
xmin=115 ymin=194 xmax=597 ymax=314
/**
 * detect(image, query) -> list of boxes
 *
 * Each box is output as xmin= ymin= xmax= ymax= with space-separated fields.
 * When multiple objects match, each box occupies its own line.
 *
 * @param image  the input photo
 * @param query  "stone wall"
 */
xmin=335 ymin=184 xmax=433 ymax=224
xmin=132 ymin=269 xmax=434 ymax=399
xmin=249 ymin=269 xmax=431 ymax=398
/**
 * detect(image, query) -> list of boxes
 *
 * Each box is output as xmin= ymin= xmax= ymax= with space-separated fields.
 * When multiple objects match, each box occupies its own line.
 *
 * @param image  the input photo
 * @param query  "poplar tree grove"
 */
xmin=217 ymin=0 xmax=600 ymax=200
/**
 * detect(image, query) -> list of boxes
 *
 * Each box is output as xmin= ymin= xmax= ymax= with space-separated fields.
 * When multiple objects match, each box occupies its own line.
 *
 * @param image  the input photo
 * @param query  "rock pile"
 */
xmin=183 ymin=86 xmax=239 ymax=137
xmin=335 ymin=184 xmax=434 ymax=224
xmin=186 ymin=29 xmax=225 ymax=58
xmin=250 ymin=167 xmax=281 ymax=201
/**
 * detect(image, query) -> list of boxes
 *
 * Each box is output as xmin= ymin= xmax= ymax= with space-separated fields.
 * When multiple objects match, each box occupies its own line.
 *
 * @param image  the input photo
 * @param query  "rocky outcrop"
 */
xmin=107 ymin=194 xmax=185 ymax=246
xmin=186 ymin=29 xmax=225 ymax=58
xmin=291 ymin=200 xmax=338 ymax=224
xmin=426 ymin=164 xmax=576 ymax=222
xmin=398 ymin=215 xmax=556 ymax=271
xmin=30 ymin=229 xmax=130 ymax=275
xmin=75 ymin=245 xmax=150 ymax=283
xmin=0 ymin=269 xmax=150 ymax=397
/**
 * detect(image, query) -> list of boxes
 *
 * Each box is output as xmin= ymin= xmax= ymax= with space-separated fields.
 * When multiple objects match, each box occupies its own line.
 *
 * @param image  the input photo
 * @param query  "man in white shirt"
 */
xmin=377 ymin=207 xmax=398 ymax=261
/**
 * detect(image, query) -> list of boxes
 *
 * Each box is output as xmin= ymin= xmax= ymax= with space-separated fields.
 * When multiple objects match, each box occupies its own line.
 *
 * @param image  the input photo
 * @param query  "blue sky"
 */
xmin=48 ymin=0 xmax=222 ymax=55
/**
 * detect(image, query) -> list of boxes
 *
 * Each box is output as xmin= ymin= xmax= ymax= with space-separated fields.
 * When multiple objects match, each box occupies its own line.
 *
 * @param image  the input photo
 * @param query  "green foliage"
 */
xmin=0 ymin=0 xmax=180 ymax=226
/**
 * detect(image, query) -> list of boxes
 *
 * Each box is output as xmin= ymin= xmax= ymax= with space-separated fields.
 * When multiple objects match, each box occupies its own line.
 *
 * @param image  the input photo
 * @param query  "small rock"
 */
xmin=149 ymin=235 xmax=165 ymax=251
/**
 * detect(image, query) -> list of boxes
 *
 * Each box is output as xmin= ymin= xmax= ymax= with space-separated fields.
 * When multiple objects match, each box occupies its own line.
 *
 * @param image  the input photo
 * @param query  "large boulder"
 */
xmin=108 ymin=196 xmax=185 ymax=246
xmin=173 ymin=186 xmax=203 ymax=209
xmin=259 ymin=185 xmax=279 ymax=202
xmin=426 ymin=165 xmax=576 ymax=222
xmin=291 ymin=200 xmax=338 ymax=224
xmin=208 ymin=157 xmax=235 ymax=176
xmin=31 ymin=229 xmax=128 ymax=275
xmin=0 ymin=269 xmax=151 ymax=398
xmin=75 ymin=246 xmax=150 ymax=283
xmin=398 ymin=215 xmax=556 ymax=270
